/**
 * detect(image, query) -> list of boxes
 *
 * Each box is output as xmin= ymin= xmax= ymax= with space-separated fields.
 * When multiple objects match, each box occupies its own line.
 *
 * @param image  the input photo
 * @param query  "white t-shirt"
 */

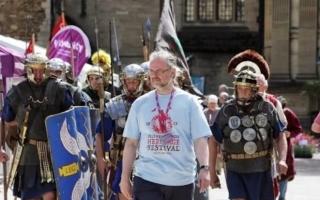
xmin=123 ymin=87 xmax=212 ymax=186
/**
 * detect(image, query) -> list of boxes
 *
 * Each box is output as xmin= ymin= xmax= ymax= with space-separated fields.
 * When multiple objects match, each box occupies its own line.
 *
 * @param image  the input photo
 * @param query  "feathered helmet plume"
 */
xmin=227 ymin=49 xmax=270 ymax=80
xmin=91 ymin=49 xmax=111 ymax=77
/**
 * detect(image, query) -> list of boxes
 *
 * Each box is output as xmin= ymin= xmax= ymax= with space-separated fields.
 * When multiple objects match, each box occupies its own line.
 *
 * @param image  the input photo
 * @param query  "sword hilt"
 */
xmin=20 ymin=105 xmax=31 ymax=145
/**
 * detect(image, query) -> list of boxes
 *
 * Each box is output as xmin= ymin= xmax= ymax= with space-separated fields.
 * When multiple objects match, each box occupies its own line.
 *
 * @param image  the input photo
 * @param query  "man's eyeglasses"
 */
xmin=148 ymin=68 xmax=171 ymax=76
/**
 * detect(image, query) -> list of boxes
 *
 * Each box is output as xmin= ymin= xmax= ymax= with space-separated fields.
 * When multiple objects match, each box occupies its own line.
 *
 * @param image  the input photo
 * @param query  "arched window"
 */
xmin=185 ymin=0 xmax=245 ymax=23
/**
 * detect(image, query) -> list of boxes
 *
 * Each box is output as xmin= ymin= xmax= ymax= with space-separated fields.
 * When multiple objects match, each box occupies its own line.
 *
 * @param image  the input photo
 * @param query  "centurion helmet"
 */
xmin=25 ymin=53 xmax=48 ymax=84
xmin=227 ymin=50 xmax=271 ymax=104
xmin=228 ymin=49 xmax=270 ymax=90
xmin=227 ymin=49 xmax=270 ymax=80
xmin=120 ymin=64 xmax=145 ymax=97
xmin=233 ymin=67 xmax=259 ymax=89
xmin=91 ymin=49 xmax=111 ymax=82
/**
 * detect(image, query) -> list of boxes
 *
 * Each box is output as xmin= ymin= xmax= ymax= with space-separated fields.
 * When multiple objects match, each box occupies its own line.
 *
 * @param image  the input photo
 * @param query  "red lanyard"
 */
xmin=155 ymin=89 xmax=175 ymax=114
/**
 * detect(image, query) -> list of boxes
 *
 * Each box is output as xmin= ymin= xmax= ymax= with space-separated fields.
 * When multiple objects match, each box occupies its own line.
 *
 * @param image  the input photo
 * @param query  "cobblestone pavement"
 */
xmin=1 ymin=154 xmax=320 ymax=199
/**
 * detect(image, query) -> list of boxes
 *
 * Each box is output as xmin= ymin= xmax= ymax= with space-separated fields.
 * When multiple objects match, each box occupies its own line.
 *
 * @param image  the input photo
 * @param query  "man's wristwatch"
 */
xmin=199 ymin=165 xmax=209 ymax=171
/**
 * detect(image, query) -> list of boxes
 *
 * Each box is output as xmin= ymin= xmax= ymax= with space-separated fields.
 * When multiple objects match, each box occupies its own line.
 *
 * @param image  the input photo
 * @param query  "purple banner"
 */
xmin=48 ymin=25 xmax=91 ymax=77
xmin=0 ymin=46 xmax=25 ymax=95
xmin=0 ymin=46 xmax=25 ymax=76
xmin=0 ymin=52 xmax=14 ymax=77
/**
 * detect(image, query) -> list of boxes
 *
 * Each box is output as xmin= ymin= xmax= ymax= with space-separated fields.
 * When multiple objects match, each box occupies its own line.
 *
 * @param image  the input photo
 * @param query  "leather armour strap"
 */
xmin=226 ymin=150 xmax=269 ymax=160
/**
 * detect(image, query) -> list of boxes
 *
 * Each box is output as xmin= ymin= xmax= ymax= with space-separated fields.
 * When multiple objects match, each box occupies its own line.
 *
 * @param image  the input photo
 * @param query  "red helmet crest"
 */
xmin=227 ymin=49 xmax=270 ymax=80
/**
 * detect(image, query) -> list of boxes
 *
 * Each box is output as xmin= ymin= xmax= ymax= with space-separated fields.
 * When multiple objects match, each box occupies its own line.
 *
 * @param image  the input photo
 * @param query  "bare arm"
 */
xmin=120 ymin=138 xmax=139 ymax=199
xmin=208 ymin=137 xmax=221 ymax=188
xmin=208 ymin=137 xmax=218 ymax=171
xmin=276 ymin=132 xmax=288 ymax=175
xmin=95 ymin=133 xmax=109 ymax=177
xmin=95 ymin=134 xmax=105 ymax=161
xmin=122 ymin=138 xmax=139 ymax=179
xmin=276 ymin=132 xmax=287 ymax=161
xmin=311 ymin=113 xmax=320 ymax=133
xmin=311 ymin=122 xmax=320 ymax=133
xmin=194 ymin=137 xmax=210 ymax=193
xmin=4 ymin=121 xmax=19 ymax=150
xmin=194 ymin=137 xmax=209 ymax=166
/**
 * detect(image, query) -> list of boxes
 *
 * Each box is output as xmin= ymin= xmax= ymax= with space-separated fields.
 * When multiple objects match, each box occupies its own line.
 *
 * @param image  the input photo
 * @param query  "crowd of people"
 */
xmin=0 ymin=48 xmax=319 ymax=200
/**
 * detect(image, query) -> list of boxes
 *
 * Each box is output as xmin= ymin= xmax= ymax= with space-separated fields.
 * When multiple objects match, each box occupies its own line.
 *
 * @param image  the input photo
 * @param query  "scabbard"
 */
xmin=7 ymin=143 xmax=23 ymax=187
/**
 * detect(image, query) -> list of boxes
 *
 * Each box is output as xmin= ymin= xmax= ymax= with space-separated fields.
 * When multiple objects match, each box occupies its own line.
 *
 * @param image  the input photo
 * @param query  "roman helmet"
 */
xmin=140 ymin=61 xmax=150 ymax=74
xmin=140 ymin=61 xmax=153 ymax=92
xmin=47 ymin=57 xmax=66 ymax=79
xmin=87 ymin=65 xmax=104 ymax=77
xmin=227 ymin=50 xmax=269 ymax=104
xmin=86 ymin=65 xmax=105 ymax=84
xmin=25 ymin=53 xmax=48 ymax=84
xmin=120 ymin=64 xmax=145 ymax=97
xmin=227 ymin=49 xmax=270 ymax=80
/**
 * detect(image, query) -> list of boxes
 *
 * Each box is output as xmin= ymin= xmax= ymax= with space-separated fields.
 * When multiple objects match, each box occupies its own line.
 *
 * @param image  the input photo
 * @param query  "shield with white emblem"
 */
xmin=45 ymin=106 xmax=98 ymax=200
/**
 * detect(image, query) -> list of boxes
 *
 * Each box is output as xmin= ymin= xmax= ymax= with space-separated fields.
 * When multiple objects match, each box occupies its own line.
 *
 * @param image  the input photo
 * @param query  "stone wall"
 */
xmin=0 ymin=0 xmax=50 ymax=47
xmin=64 ymin=0 xmax=160 ymax=66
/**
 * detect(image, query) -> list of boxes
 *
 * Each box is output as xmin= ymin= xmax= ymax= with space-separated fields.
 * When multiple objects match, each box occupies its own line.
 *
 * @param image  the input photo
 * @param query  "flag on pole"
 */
xmin=47 ymin=25 xmax=91 ymax=78
xmin=155 ymin=0 xmax=189 ymax=72
xmin=25 ymin=33 xmax=35 ymax=55
xmin=110 ymin=18 xmax=121 ymax=68
xmin=142 ymin=18 xmax=152 ymax=61
xmin=51 ymin=12 xmax=67 ymax=39
xmin=155 ymin=0 xmax=205 ymax=97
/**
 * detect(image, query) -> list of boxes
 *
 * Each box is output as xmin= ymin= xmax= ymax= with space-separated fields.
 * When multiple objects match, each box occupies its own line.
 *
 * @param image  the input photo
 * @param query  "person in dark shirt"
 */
xmin=2 ymin=53 xmax=73 ymax=200
xmin=210 ymin=50 xmax=288 ymax=200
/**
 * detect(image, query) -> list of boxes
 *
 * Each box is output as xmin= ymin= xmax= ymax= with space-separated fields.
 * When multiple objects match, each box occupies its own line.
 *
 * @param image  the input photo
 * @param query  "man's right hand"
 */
xmin=5 ymin=123 xmax=19 ymax=150
xmin=120 ymin=176 xmax=133 ymax=200
xmin=97 ymin=157 xmax=108 ymax=178
xmin=210 ymin=172 xmax=221 ymax=189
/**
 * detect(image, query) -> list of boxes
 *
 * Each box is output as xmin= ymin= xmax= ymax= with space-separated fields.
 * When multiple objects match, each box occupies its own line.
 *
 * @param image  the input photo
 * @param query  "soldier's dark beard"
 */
xmin=236 ymin=94 xmax=258 ymax=108
xmin=237 ymin=98 xmax=250 ymax=106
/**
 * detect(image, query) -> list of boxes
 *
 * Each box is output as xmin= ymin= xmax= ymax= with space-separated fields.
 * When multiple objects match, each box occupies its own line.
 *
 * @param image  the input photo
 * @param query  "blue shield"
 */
xmin=46 ymin=106 xmax=98 ymax=200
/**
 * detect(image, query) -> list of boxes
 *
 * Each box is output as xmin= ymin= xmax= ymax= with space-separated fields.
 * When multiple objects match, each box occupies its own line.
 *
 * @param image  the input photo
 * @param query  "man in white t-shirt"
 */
xmin=120 ymin=50 xmax=212 ymax=200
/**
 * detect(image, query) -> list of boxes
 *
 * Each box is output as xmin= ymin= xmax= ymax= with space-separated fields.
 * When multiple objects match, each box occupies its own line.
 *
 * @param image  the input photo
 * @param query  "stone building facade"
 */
xmin=264 ymin=0 xmax=320 ymax=126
